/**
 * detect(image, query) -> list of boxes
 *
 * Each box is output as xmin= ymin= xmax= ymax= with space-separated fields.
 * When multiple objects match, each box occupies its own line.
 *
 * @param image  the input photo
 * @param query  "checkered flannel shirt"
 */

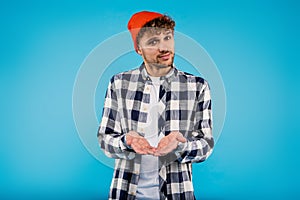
xmin=98 ymin=63 xmax=214 ymax=200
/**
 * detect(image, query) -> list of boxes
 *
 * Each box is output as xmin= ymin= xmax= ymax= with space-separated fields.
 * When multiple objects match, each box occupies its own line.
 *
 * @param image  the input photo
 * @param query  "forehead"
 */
xmin=141 ymin=27 xmax=173 ymax=38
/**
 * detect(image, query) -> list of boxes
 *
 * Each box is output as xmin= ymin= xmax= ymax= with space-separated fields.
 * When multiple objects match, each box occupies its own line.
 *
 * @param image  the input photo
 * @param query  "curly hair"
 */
xmin=136 ymin=15 xmax=175 ymax=48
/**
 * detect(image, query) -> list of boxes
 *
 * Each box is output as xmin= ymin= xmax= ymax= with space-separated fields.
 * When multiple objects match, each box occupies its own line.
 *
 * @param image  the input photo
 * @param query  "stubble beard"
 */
xmin=148 ymin=52 xmax=175 ymax=69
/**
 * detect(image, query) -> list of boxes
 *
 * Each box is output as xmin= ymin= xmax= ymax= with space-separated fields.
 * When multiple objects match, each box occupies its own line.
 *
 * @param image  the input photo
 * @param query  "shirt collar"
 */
xmin=139 ymin=62 xmax=177 ymax=84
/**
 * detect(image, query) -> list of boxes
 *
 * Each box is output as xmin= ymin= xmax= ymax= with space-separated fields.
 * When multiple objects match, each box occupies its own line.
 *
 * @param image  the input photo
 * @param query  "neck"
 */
xmin=144 ymin=62 xmax=172 ymax=77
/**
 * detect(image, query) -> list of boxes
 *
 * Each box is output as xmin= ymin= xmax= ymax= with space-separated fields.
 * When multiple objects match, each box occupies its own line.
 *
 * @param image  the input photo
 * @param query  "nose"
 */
xmin=158 ymin=41 xmax=168 ymax=52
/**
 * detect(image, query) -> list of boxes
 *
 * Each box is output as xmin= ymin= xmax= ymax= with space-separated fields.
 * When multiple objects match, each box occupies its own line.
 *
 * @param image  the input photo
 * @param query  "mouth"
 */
xmin=158 ymin=53 xmax=171 ymax=61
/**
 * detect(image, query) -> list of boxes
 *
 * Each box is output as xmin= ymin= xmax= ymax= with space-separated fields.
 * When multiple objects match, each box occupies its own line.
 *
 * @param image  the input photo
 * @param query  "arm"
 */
xmin=97 ymin=77 xmax=136 ymax=160
xmin=155 ymin=80 xmax=214 ymax=163
xmin=176 ymin=80 xmax=214 ymax=163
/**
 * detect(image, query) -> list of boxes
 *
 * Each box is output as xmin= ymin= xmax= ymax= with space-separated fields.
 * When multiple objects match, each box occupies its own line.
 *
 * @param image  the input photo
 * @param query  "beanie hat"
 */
xmin=127 ymin=11 xmax=163 ymax=52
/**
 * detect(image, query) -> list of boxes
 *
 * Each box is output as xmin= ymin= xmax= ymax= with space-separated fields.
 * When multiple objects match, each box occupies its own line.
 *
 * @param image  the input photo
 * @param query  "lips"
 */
xmin=158 ymin=53 xmax=171 ymax=60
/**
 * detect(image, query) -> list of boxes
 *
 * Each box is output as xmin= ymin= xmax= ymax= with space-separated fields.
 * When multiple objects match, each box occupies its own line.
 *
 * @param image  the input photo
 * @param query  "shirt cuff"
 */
xmin=120 ymin=134 xmax=132 ymax=150
xmin=174 ymin=141 xmax=188 ymax=157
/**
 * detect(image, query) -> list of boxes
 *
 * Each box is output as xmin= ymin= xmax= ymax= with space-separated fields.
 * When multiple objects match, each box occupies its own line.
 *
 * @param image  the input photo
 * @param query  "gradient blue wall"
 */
xmin=1 ymin=0 xmax=299 ymax=199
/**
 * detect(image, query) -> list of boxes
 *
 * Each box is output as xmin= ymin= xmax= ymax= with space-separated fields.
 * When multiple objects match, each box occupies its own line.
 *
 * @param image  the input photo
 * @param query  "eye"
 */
xmin=147 ymin=39 xmax=159 ymax=46
xmin=164 ymin=35 xmax=172 ymax=40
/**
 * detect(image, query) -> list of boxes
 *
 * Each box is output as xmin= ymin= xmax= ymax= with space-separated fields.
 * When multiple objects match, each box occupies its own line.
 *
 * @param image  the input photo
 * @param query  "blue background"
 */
xmin=1 ymin=0 xmax=299 ymax=199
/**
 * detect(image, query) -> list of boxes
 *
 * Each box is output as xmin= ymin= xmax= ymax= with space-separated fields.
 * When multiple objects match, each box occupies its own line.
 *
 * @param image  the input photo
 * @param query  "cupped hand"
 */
xmin=126 ymin=131 xmax=155 ymax=155
xmin=154 ymin=131 xmax=187 ymax=156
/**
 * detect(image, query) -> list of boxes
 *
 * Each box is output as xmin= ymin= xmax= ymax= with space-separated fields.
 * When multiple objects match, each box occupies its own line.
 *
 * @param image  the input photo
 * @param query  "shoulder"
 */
xmin=109 ymin=67 xmax=140 ymax=84
xmin=176 ymin=68 xmax=209 ymax=87
xmin=176 ymin=69 xmax=211 ymax=100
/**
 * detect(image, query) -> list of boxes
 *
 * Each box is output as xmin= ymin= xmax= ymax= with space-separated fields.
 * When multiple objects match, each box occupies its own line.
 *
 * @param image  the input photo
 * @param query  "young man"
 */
xmin=98 ymin=11 xmax=214 ymax=200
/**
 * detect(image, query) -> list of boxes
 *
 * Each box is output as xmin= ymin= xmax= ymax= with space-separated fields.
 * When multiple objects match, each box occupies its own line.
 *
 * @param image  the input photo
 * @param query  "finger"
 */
xmin=157 ymin=138 xmax=168 ymax=147
xmin=155 ymin=145 xmax=167 ymax=155
xmin=155 ymin=144 xmax=163 ymax=152
xmin=132 ymin=145 xmax=146 ymax=154
xmin=146 ymin=148 xmax=155 ymax=155
xmin=138 ymin=139 xmax=148 ymax=146
xmin=156 ymin=142 xmax=168 ymax=153
xmin=131 ymin=139 xmax=144 ymax=152
xmin=153 ymin=151 xmax=163 ymax=156
xmin=154 ymin=150 xmax=166 ymax=156
xmin=177 ymin=135 xmax=187 ymax=143
xmin=126 ymin=137 xmax=132 ymax=146
xmin=141 ymin=143 xmax=155 ymax=154
xmin=141 ymin=147 xmax=154 ymax=155
xmin=157 ymin=141 xmax=179 ymax=156
xmin=142 ymin=140 xmax=156 ymax=150
xmin=153 ymin=153 xmax=161 ymax=157
xmin=132 ymin=143 xmax=153 ymax=155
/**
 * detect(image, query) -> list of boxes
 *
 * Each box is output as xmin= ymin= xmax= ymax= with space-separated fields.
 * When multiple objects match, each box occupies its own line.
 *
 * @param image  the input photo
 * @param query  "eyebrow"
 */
xmin=146 ymin=30 xmax=172 ymax=39
xmin=146 ymin=29 xmax=172 ymax=35
xmin=146 ymin=37 xmax=159 ymax=43
xmin=164 ymin=30 xmax=172 ymax=35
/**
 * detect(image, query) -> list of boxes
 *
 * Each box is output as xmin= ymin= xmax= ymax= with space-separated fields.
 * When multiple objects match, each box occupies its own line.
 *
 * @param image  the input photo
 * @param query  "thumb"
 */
xmin=126 ymin=135 xmax=132 ymax=146
xmin=177 ymin=135 xmax=187 ymax=143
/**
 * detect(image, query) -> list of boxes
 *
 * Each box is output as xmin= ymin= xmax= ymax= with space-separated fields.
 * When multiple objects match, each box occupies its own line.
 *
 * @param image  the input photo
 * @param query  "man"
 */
xmin=98 ymin=11 xmax=214 ymax=200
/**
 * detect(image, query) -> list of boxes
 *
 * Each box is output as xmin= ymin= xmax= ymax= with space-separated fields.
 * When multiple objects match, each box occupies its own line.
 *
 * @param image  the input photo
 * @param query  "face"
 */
xmin=137 ymin=28 xmax=175 ymax=68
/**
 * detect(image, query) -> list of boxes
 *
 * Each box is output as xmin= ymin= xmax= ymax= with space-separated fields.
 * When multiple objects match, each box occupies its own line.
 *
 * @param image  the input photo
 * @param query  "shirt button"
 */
xmin=146 ymin=87 xmax=150 ymax=91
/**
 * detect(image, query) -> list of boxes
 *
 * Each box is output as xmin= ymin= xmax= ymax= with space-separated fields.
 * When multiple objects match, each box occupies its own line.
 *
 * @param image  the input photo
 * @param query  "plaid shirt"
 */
xmin=98 ymin=64 xmax=214 ymax=200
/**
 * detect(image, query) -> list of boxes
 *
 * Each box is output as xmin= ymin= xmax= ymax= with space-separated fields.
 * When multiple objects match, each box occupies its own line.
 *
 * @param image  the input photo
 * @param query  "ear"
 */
xmin=137 ymin=47 xmax=142 ymax=55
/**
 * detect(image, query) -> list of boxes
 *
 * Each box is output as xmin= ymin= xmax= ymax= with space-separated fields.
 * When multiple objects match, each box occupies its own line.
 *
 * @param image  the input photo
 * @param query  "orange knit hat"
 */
xmin=127 ymin=11 xmax=163 ymax=52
